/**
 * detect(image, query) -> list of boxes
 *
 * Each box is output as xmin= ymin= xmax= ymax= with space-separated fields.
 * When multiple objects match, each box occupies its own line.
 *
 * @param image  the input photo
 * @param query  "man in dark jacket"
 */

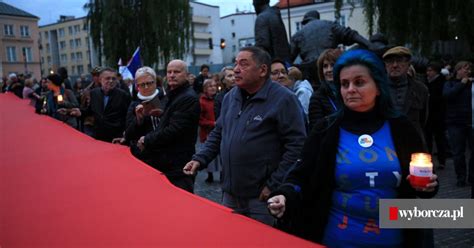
xmin=184 ymin=47 xmax=306 ymax=225
xmin=383 ymin=46 xmax=429 ymax=141
xmin=425 ymin=62 xmax=447 ymax=169
xmin=86 ymin=67 xmax=131 ymax=142
xmin=443 ymin=61 xmax=473 ymax=187
xmin=137 ymin=60 xmax=200 ymax=193
xmin=253 ymin=0 xmax=291 ymax=62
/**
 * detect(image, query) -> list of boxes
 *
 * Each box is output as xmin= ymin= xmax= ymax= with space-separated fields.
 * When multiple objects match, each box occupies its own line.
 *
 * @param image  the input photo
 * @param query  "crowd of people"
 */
xmin=2 ymin=42 xmax=473 ymax=247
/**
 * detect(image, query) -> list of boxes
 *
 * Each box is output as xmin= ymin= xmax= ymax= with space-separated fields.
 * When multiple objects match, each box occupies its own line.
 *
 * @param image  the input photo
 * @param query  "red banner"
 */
xmin=0 ymin=93 xmax=321 ymax=247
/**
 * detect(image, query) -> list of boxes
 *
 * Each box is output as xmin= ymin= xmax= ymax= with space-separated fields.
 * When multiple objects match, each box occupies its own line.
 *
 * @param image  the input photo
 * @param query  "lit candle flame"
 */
xmin=410 ymin=153 xmax=432 ymax=168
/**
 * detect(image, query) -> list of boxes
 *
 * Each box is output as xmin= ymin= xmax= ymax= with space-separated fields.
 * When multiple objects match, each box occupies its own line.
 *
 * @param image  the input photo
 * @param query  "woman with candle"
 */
xmin=268 ymin=50 xmax=438 ymax=247
xmin=39 ymin=74 xmax=81 ymax=128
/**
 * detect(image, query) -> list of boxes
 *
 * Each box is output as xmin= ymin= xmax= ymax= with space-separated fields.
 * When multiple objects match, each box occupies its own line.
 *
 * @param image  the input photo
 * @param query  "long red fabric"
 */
xmin=0 ymin=93 xmax=321 ymax=247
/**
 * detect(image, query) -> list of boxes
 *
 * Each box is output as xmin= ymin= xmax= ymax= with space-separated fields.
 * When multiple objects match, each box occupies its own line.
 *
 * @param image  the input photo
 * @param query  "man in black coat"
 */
xmin=425 ymin=62 xmax=447 ymax=169
xmin=253 ymin=0 xmax=291 ymax=63
xmin=137 ymin=59 xmax=200 ymax=193
xmin=86 ymin=67 xmax=131 ymax=142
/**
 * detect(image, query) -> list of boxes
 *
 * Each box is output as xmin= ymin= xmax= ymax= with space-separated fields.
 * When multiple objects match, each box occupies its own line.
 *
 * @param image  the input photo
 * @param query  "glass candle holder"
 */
xmin=409 ymin=153 xmax=433 ymax=188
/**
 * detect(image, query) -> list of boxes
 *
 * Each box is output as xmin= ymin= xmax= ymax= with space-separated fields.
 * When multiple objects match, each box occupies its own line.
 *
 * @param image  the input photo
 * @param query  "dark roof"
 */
xmin=39 ymin=16 xmax=86 ymax=28
xmin=0 ymin=2 xmax=38 ymax=19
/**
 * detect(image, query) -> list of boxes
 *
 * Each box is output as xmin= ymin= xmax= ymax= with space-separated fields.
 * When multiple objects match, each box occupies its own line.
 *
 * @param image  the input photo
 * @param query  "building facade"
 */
xmin=186 ymin=1 xmax=223 ymax=72
xmin=0 ymin=2 xmax=41 ymax=79
xmin=39 ymin=16 xmax=98 ymax=78
xmin=220 ymin=12 xmax=256 ymax=65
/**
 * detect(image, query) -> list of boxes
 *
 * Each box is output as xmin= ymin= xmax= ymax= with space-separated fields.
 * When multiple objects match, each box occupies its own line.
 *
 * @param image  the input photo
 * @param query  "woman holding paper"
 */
xmin=114 ymin=67 xmax=164 ymax=161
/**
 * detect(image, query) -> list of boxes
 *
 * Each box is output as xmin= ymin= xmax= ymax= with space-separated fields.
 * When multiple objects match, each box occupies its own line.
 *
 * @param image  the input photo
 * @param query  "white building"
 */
xmin=220 ymin=12 xmax=256 ymax=65
xmin=186 ymin=1 xmax=223 ymax=68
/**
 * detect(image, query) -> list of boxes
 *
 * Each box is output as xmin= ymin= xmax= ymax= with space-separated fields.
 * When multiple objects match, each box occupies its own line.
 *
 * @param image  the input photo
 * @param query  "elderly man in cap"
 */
xmin=383 ymin=46 xmax=429 ymax=138
xmin=290 ymin=10 xmax=376 ymax=85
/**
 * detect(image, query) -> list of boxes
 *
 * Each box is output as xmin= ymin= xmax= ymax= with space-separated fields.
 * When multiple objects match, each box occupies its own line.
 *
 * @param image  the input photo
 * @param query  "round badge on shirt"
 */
xmin=358 ymin=134 xmax=374 ymax=148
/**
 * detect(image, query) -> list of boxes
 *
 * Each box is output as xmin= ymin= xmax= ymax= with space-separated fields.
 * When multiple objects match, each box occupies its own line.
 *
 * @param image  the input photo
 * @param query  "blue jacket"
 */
xmin=193 ymin=79 xmax=306 ymax=198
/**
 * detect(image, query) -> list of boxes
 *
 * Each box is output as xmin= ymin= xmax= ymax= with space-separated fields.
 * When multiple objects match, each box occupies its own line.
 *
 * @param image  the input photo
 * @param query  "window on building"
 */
xmin=231 ymin=19 xmax=235 ymax=26
xmin=232 ymin=32 xmax=236 ymax=38
xmin=6 ymin=47 xmax=16 ymax=62
xmin=58 ymin=28 xmax=65 ymax=37
xmin=74 ymin=25 xmax=81 ymax=33
xmin=60 ymin=54 xmax=67 ymax=63
xmin=71 ymin=53 xmax=76 ymax=62
xmin=60 ymin=41 xmax=66 ymax=50
xmin=22 ymin=47 xmax=33 ymax=62
xmin=41 ymin=57 xmax=45 ymax=64
xmin=338 ymin=15 xmax=346 ymax=27
xmin=77 ymin=65 xmax=84 ymax=75
xmin=4 ymin=24 xmax=14 ymax=36
xmin=76 ymin=52 xmax=83 ymax=62
xmin=87 ymin=64 xmax=92 ymax=72
xmin=71 ymin=65 xmax=76 ymax=74
xmin=68 ymin=26 xmax=73 ymax=35
xmin=75 ymin=38 xmax=82 ymax=48
xmin=70 ymin=39 xmax=75 ymax=49
xmin=47 ymin=56 xmax=51 ymax=65
xmin=46 ymin=43 xmax=50 ymax=52
xmin=44 ymin=31 xmax=49 ymax=39
xmin=232 ymin=45 xmax=236 ymax=52
xmin=20 ymin=26 xmax=30 ymax=37
xmin=296 ymin=22 xmax=301 ymax=31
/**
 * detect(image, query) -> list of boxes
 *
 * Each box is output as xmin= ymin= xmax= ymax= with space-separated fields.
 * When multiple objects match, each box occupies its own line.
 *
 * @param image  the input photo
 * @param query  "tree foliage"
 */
xmin=84 ymin=0 xmax=191 ymax=67
xmin=360 ymin=0 xmax=474 ymax=57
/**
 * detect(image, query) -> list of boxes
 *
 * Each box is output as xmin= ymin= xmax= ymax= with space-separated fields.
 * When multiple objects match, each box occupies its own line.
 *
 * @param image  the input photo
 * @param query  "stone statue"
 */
xmin=253 ymin=0 xmax=291 ymax=63
xmin=291 ymin=10 xmax=376 ymax=85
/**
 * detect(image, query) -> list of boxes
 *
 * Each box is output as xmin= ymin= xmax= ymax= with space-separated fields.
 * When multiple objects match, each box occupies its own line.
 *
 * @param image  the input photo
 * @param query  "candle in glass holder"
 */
xmin=57 ymin=94 xmax=64 ymax=103
xmin=409 ymin=153 xmax=433 ymax=188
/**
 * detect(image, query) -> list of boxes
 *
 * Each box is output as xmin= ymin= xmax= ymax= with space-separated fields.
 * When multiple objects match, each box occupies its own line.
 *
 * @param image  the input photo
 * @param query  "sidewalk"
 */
xmin=432 ymin=157 xmax=473 ymax=248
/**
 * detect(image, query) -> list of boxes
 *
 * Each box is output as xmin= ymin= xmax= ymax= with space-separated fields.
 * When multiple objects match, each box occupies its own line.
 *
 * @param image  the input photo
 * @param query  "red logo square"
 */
xmin=389 ymin=207 xmax=398 ymax=220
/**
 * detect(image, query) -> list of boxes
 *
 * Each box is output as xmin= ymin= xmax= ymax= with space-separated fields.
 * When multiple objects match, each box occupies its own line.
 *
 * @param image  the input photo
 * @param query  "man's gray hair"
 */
xmin=239 ymin=46 xmax=271 ymax=78
xmin=135 ymin=66 xmax=157 ymax=81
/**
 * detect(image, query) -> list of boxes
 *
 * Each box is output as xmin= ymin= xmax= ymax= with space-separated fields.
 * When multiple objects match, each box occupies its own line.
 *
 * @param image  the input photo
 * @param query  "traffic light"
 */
xmin=220 ymin=38 xmax=226 ymax=49
xmin=209 ymin=38 xmax=213 ymax=49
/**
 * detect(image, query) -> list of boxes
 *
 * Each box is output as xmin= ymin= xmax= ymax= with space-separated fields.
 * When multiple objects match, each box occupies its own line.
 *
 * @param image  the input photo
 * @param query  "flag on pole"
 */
xmin=119 ymin=66 xmax=133 ymax=80
xmin=117 ymin=58 xmax=123 ymax=66
xmin=126 ymin=47 xmax=142 ymax=79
